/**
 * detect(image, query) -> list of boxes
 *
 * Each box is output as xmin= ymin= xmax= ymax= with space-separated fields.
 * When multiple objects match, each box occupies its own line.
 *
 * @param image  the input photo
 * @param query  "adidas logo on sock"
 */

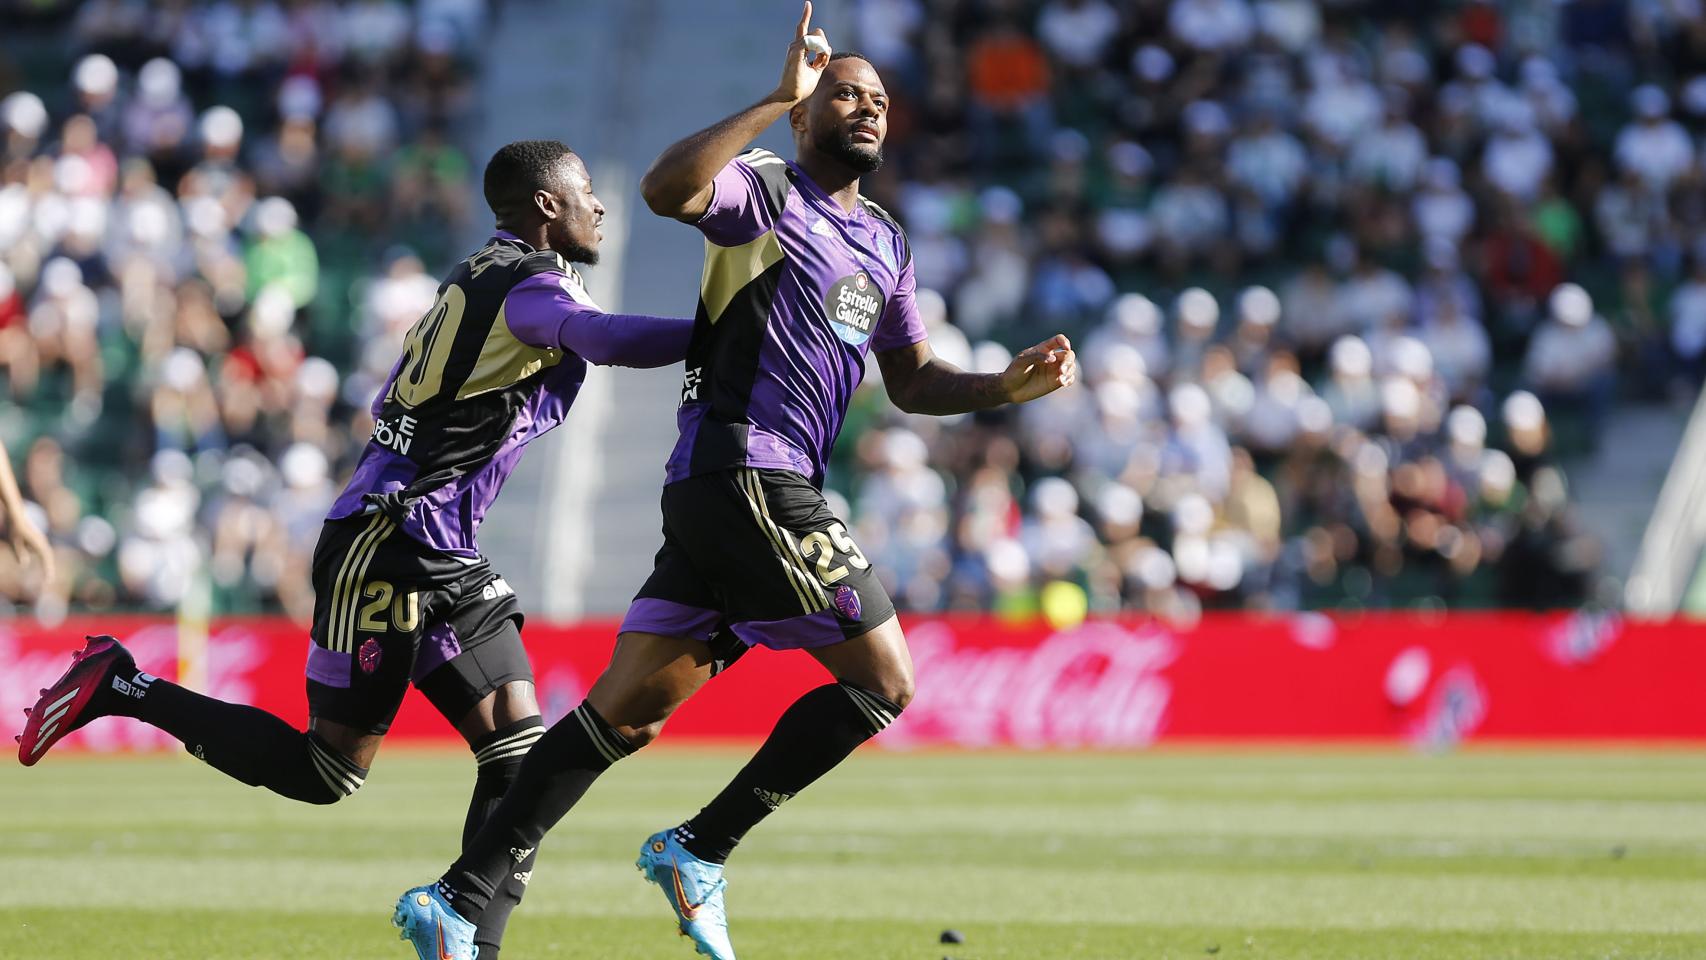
xmin=752 ymin=787 xmax=794 ymax=811
xmin=510 ymin=846 xmax=534 ymax=863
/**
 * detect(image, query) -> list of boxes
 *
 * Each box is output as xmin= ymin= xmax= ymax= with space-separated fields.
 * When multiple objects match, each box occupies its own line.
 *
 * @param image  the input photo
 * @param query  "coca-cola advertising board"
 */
xmin=4 ymin=612 xmax=1702 ymax=753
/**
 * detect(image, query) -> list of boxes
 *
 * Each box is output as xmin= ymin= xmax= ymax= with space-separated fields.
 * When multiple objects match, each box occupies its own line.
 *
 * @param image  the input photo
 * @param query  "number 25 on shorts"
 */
xmin=798 ymin=522 xmax=870 ymax=586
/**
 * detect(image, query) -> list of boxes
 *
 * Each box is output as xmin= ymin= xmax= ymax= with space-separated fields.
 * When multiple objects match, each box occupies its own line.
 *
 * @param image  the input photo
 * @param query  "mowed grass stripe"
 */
xmin=5 ymin=749 xmax=1706 ymax=956
xmin=4 ymin=854 xmax=1704 ymax=934
xmin=14 ymin=909 xmax=1706 ymax=960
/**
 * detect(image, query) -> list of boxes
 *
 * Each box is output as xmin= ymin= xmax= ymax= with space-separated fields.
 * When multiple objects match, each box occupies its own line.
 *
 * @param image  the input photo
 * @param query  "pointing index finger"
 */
xmin=797 ymin=1 xmax=812 ymax=40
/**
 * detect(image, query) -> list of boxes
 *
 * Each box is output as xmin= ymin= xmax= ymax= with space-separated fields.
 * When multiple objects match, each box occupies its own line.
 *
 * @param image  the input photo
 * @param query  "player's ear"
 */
xmin=533 ymin=189 xmax=559 ymax=221
xmin=788 ymin=102 xmax=809 ymax=137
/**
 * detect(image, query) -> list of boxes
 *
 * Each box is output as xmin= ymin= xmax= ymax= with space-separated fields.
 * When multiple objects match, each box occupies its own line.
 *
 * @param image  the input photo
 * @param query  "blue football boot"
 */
xmin=392 ymin=884 xmax=478 ymax=960
xmin=637 ymin=830 xmax=736 ymax=959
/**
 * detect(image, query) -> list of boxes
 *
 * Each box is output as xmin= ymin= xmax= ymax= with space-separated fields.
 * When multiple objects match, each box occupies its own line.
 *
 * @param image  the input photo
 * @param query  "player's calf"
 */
xmin=463 ymin=717 xmax=547 ymax=959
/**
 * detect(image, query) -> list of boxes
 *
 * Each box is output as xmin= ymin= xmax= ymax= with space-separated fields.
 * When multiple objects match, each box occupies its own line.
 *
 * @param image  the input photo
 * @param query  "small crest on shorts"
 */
xmin=358 ymin=637 xmax=382 ymax=674
xmin=834 ymin=584 xmax=862 ymax=621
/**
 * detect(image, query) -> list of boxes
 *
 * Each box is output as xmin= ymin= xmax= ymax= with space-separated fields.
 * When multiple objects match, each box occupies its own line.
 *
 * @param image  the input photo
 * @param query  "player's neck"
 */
xmin=497 ymin=221 xmax=552 ymax=252
xmin=793 ymin=154 xmax=862 ymax=214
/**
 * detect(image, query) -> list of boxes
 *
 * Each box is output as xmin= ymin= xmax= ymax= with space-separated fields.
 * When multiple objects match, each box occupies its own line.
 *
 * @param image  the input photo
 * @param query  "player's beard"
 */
xmin=817 ymin=124 xmax=883 ymax=174
xmin=562 ymin=243 xmax=600 ymax=266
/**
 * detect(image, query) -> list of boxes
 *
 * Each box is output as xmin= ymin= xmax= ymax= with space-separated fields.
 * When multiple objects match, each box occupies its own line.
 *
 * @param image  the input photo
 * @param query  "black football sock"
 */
xmin=676 ymin=682 xmax=902 ymax=864
xmin=440 ymin=700 xmax=635 ymax=923
xmin=107 ymin=673 xmax=366 ymax=804
xmin=463 ymin=717 xmax=546 ymax=960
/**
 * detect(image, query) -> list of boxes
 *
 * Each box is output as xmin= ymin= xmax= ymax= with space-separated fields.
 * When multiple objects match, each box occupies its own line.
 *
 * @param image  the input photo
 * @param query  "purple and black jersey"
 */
xmin=666 ymin=148 xmax=928 ymax=487
xmin=329 ymin=232 xmax=690 ymax=557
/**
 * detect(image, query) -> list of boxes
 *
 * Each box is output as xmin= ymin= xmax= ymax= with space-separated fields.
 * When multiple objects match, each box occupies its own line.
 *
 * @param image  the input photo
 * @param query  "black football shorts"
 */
xmin=304 ymin=511 xmax=530 ymax=734
xmin=620 ymin=467 xmax=896 ymax=651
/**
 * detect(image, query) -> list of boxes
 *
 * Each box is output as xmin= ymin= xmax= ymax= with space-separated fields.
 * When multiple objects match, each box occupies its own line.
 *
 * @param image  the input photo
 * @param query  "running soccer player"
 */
xmin=393 ymin=6 xmax=1078 ymax=959
xmin=16 ymin=140 xmax=722 ymax=960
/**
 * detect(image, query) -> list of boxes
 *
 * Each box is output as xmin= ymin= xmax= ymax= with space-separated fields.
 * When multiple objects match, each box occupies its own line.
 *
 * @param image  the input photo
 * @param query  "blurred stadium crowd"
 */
xmin=2 ymin=0 xmax=1700 ymax=622
xmin=836 ymin=0 xmax=1706 ymax=618
xmin=0 ymin=0 xmax=484 ymax=618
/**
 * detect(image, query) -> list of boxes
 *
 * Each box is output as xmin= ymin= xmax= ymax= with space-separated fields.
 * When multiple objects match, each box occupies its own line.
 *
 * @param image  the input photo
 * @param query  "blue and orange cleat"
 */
xmin=16 ymin=635 xmax=136 ymax=766
xmin=392 ymin=884 xmax=477 ymax=960
xmin=637 ymin=830 xmax=736 ymax=960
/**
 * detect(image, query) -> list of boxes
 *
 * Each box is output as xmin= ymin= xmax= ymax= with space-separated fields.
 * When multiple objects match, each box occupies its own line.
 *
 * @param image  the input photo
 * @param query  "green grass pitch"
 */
xmin=4 ymin=748 xmax=1706 ymax=959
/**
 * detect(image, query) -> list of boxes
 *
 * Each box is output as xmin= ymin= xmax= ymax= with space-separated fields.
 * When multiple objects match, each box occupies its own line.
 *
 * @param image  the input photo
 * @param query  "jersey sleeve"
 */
xmin=504 ymin=272 xmax=692 ymax=368
xmin=871 ymin=248 xmax=928 ymax=353
xmin=695 ymin=150 xmax=787 ymax=247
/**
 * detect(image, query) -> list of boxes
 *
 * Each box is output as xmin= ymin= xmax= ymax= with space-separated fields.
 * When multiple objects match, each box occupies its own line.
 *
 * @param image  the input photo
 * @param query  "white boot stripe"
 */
xmin=43 ymin=688 xmax=80 ymax=715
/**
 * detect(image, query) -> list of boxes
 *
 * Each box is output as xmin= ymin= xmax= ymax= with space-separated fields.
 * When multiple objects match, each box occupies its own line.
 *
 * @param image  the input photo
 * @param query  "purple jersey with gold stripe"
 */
xmin=665 ymin=149 xmax=927 ymax=487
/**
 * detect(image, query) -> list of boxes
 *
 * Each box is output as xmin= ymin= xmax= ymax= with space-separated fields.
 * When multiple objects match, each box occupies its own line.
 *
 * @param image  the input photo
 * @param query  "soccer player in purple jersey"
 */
xmin=17 ymin=140 xmax=720 ymax=960
xmin=395 ymin=5 xmax=1079 ymax=959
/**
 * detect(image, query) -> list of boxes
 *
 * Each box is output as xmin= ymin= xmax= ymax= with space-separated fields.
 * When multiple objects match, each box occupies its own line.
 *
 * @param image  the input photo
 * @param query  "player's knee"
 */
xmin=304 ymin=733 xmax=369 ymax=804
xmin=839 ymin=680 xmax=908 ymax=736
xmin=471 ymin=717 xmax=547 ymax=785
xmin=615 ymin=718 xmax=666 ymax=750
xmin=866 ymin=668 xmax=914 ymax=712
xmin=308 ymin=778 xmax=363 ymax=805
xmin=888 ymin=676 xmax=915 ymax=711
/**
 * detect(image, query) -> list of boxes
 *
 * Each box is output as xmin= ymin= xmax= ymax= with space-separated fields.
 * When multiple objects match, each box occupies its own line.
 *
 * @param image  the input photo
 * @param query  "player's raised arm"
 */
xmin=875 ymin=335 xmax=1078 ymax=416
xmin=638 ymin=1 xmax=830 ymax=221
xmin=504 ymin=272 xmax=693 ymax=369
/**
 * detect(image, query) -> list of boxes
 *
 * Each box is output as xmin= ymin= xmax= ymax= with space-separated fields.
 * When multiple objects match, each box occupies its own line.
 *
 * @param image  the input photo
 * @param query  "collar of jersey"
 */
xmin=784 ymin=158 xmax=866 ymax=224
xmin=492 ymin=229 xmax=534 ymax=251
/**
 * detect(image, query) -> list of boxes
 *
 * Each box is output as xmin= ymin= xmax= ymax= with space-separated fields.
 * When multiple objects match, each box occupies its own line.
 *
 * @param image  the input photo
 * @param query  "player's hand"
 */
xmin=9 ymin=515 xmax=55 ymax=599
xmin=1001 ymin=334 xmax=1078 ymax=404
xmin=774 ymin=1 xmax=831 ymax=106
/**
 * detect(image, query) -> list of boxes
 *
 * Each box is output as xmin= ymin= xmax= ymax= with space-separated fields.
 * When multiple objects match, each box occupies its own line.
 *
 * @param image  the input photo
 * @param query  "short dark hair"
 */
xmin=483 ymin=139 xmax=575 ymax=219
xmin=829 ymin=50 xmax=871 ymax=66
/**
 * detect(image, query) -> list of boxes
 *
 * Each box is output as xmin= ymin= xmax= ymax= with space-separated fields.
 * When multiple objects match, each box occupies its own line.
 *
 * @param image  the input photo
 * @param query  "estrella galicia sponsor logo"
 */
xmin=825 ymin=271 xmax=883 ymax=346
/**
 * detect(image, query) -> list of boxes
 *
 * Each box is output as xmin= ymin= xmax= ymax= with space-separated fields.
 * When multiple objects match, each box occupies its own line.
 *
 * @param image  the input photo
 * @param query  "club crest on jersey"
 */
xmin=358 ymin=637 xmax=383 ymax=674
xmin=877 ymin=239 xmax=897 ymax=273
xmin=825 ymin=271 xmax=883 ymax=347
xmin=834 ymin=584 xmax=862 ymax=621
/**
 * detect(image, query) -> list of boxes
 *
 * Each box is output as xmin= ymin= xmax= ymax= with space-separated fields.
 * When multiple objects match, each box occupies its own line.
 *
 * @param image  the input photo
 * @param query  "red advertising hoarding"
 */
xmin=4 ymin=612 xmax=1702 ymax=754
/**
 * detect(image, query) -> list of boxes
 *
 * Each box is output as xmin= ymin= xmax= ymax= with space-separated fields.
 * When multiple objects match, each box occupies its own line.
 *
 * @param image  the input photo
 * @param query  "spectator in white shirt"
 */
xmin=1419 ymin=298 xmax=1492 ymax=403
xmin=1595 ymin=166 xmax=1666 ymax=262
xmin=1036 ymin=0 xmax=1122 ymax=70
xmin=1347 ymin=90 xmax=1427 ymax=192
xmin=1151 ymin=167 xmax=1230 ymax=271
xmin=1170 ymin=0 xmax=1255 ymax=54
xmin=1228 ymin=109 xmax=1308 ymax=208
xmin=1613 ymin=85 xmax=1696 ymax=195
xmin=1523 ymin=283 xmax=1618 ymax=433
xmin=1321 ymin=335 xmax=1381 ymax=430
xmin=1669 ymin=251 xmax=1706 ymax=387
xmin=1336 ymin=251 xmax=1414 ymax=333
xmin=1482 ymin=99 xmax=1554 ymax=202
xmin=1412 ymin=156 xmax=1480 ymax=245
